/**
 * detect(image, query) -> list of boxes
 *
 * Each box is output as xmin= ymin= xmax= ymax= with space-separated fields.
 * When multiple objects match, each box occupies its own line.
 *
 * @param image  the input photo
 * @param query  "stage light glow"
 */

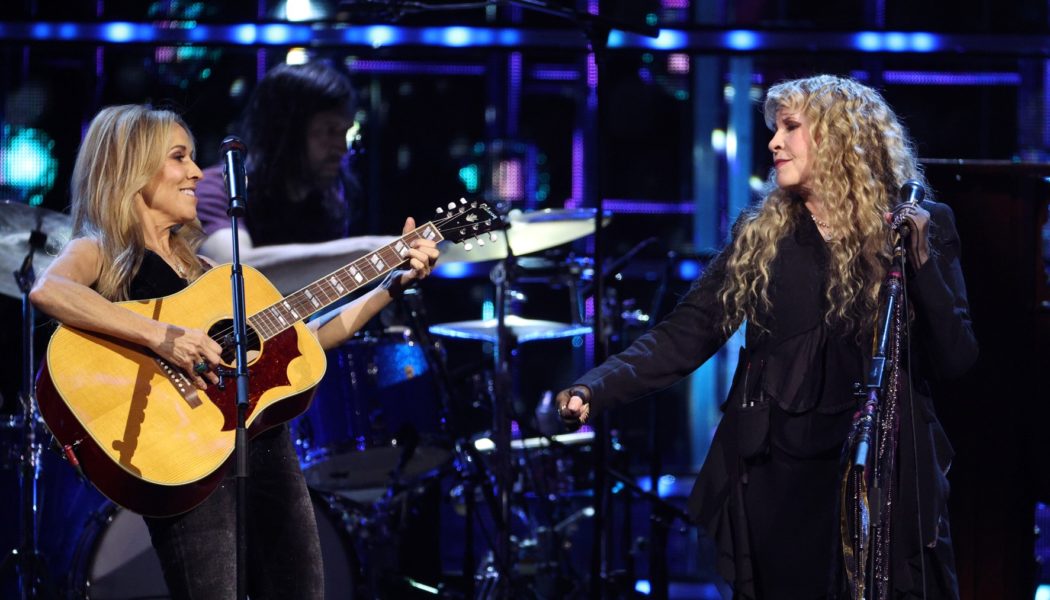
xmin=434 ymin=262 xmax=470 ymax=279
xmin=261 ymin=24 xmax=295 ymax=44
xmin=366 ymin=25 xmax=396 ymax=48
xmin=885 ymin=32 xmax=908 ymax=51
xmin=678 ymin=259 xmax=701 ymax=280
xmin=855 ymin=32 xmax=882 ymax=51
xmin=286 ymin=47 xmax=309 ymax=65
xmin=910 ymin=32 xmax=936 ymax=51
xmin=1 ymin=126 xmax=58 ymax=205
xmin=726 ymin=29 xmax=758 ymax=50
xmin=651 ymin=29 xmax=685 ymax=49
xmin=458 ymin=164 xmax=479 ymax=193
xmin=711 ymin=129 xmax=726 ymax=152
xmin=443 ymin=26 xmax=472 ymax=47
xmin=232 ymin=24 xmax=256 ymax=44
xmin=285 ymin=0 xmax=318 ymax=22
xmin=668 ymin=53 xmax=690 ymax=74
xmin=102 ymin=22 xmax=136 ymax=43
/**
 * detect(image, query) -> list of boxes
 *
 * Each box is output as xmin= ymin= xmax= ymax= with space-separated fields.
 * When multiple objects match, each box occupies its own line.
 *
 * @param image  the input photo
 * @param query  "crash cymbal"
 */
xmin=429 ymin=314 xmax=591 ymax=344
xmin=437 ymin=208 xmax=610 ymax=264
xmin=0 ymin=201 xmax=72 ymax=298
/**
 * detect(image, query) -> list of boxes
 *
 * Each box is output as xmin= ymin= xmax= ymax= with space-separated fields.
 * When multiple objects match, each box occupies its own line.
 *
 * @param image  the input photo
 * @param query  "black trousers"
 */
xmin=144 ymin=425 xmax=324 ymax=600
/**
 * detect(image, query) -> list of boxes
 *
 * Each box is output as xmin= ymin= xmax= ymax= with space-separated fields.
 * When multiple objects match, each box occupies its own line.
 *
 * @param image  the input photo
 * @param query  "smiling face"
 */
xmin=768 ymin=107 xmax=815 ymax=193
xmin=139 ymin=124 xmax=202 ymax=227
xmin=305 ymin=108 xmax=353 ymax=183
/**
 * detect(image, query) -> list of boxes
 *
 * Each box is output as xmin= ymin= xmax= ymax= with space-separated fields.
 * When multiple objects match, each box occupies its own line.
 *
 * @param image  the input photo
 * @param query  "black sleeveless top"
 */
xmin=127 ymin=251 xmax=189 ymax=301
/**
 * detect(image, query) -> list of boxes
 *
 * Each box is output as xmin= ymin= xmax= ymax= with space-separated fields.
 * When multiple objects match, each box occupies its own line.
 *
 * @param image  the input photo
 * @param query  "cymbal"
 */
xmin=429 ymin=315 xmax=591 ymax=344
xmin=437 ymin=208 xmax=610 ymax=264
xmin=0 ymin=201 xmax=72 ymax=298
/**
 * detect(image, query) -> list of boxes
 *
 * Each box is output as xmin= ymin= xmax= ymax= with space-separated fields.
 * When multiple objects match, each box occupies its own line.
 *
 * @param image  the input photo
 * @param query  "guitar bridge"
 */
xmin=155 ymin=358 xmax=203 ymax=408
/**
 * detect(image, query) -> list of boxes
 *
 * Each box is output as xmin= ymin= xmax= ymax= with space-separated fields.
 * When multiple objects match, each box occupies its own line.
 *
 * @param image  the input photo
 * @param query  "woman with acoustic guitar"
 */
xmin=29 ymin=104 xmax=439 ymax=599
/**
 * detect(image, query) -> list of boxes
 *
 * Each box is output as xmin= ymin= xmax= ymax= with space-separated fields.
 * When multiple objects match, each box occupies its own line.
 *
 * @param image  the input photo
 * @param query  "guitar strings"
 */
xmin=202 ymin=210 xmax=498 ymax=368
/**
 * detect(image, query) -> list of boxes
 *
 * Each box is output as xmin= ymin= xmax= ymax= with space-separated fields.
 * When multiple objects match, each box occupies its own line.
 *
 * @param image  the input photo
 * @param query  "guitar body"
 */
xmin=36 ymin=264 xmax=327 ymax=517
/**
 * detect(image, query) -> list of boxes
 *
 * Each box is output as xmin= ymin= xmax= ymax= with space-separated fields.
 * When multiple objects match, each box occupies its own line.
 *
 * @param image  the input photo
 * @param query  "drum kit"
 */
xmin=0 ymin=201 xmax=608 ymax=598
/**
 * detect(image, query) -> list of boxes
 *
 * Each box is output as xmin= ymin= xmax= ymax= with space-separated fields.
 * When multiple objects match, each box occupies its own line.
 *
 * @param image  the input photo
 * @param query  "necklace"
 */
xmin=810 ymin=213 xmax=834 ymax=240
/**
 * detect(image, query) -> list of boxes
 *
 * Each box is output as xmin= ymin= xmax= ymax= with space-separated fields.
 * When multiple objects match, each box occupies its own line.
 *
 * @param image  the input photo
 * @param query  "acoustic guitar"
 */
xmin=36 ymin=200 xmax=501 ymax=517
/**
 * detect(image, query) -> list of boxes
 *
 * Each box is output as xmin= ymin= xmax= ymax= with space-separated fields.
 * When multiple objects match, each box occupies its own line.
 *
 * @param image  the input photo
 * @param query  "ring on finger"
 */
xmin=194 ymin=359 xmax=209 ymax=375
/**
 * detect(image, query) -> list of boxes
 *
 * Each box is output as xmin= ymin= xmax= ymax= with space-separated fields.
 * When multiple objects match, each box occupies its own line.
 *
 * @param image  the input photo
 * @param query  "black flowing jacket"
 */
xmin=575 ymin=201 xmax=978 ymax=596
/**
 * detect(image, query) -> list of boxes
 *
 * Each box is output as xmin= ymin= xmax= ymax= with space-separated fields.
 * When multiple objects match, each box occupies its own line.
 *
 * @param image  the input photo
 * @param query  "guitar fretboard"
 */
xmin=248 ymin=223 xmax=442 ymax=340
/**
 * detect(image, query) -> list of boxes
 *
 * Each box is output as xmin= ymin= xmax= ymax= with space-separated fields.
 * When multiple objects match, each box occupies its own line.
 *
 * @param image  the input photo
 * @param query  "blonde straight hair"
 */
xmin=718 ymin=75 xmax=926 ymax=336
xmin=71 ymin=105 xmax=205 ymax=301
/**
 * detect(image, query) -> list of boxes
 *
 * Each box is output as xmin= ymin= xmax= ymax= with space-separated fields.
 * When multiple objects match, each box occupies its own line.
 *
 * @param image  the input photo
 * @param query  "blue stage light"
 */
xmin=726 ymin=30 xmax=758 ymax=50
xmin=232 ymin=24 xmax=256 ymax=44
xmin=855 ymin=32 xmax=882 ymax=52
xmin=102 ymin=22 xmax=136 ymax=43
xmin=678 ymin=259 xmax=701 ymax=280
xmin=443 ymin=26 xmax=472 ymax=47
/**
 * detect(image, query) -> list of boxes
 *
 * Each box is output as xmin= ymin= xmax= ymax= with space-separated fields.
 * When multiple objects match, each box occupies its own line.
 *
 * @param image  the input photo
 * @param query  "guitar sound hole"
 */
xmin=207 ymin=319 xmax=262 ymax=368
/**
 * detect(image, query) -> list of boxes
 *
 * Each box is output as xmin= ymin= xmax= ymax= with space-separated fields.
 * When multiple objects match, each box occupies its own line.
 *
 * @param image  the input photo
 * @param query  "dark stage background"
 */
xmin=0 ymin=0 xmax=1048 ymax=598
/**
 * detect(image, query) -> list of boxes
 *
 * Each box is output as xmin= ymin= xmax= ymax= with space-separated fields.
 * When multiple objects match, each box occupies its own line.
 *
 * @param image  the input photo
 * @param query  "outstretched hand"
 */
xmin=554 ymin=385 xmax=592 ymax=430
xmin=885 ymin=203 xmax=931 ymax=269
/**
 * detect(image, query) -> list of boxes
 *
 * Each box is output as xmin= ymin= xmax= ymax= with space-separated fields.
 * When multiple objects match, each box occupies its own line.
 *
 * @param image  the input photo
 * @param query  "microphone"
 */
xmin=892 ymin=179 xmax=926 ymax=237
xmin=898 ymin=179 xmax=925 ymax=207
xmin=219 ymin=136 xmax=248 ymax=217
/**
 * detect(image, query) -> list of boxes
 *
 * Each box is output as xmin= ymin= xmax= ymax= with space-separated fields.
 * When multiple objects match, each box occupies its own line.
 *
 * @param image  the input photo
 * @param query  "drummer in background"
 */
xmin=195 ymin=61 xmax=393 ymax=293
xmin=28 ymin=104 xmax=438 ymax=598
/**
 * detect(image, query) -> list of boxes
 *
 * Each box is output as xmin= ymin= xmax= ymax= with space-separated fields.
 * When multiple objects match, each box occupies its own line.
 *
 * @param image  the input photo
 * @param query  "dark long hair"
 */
xmin=242 ymin=61 xmax=354 ymax=194
xmin=240 ymin=62 xmax=357 ymax=244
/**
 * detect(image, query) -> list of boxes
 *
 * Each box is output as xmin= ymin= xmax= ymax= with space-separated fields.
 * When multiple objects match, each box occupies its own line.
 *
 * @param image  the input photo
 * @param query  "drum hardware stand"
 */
xmin=399 ymin=288 xmax=458 ymax=449
xmin=0 ymin=228 xmax=55 ymax=599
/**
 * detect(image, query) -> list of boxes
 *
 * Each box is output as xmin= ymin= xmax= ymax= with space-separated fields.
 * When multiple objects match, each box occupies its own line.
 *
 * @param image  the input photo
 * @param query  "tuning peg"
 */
xmin=489 ymin=232 xmax=498 ymax=241
xmin=477 ymin=237 xmax=485 ymax=246
xmin=463 ymin=242 xmax=473 ymax=251
xmin=436 ymin=207 xmax=444 ymax=215
xmin=459 ymin=198 xmax=467 ymax=205
xmin=447 ymin=201 xmax=457 ymax=210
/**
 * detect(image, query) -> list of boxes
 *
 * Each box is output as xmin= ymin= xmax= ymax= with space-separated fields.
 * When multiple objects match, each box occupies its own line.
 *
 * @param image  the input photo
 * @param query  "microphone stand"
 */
xmin=223 ymin=148 xmax=251 ymax=600
xmin=842 ymin=193 xmax=921 ymax=600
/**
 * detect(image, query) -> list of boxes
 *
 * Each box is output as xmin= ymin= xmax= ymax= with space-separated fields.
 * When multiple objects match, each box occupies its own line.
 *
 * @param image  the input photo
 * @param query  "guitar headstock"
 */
xmin=434 ymin=199 xmax=505 ymax=249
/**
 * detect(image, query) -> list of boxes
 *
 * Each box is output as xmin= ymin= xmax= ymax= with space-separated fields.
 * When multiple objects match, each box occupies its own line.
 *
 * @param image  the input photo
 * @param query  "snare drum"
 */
xmin=292 ymin=328 xmax=450 ymax=492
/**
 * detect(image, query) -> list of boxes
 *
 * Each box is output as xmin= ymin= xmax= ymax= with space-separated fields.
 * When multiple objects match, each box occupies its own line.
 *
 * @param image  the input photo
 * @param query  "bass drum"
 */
xmin=69 ymin=493 xmax=360 ymax=599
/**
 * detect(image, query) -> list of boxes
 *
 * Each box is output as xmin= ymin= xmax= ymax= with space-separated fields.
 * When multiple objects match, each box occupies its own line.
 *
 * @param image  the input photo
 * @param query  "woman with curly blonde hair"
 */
xmin=556 ymin=75 xmax=976 ymax=598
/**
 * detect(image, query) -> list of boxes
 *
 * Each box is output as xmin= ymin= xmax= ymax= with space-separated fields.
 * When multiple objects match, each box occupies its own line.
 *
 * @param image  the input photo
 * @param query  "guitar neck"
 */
xmin=247 ymin=222 xmax=443 ymax=341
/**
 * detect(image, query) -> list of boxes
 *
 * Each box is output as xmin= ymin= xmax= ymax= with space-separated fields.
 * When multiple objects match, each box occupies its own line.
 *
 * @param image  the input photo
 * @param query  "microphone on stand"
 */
xmin=898 ymin=179 xmax=925 ymax=207
xmin=893 ymin=179 xmax=926 ymax=236
xmin=220 ymin=136 xmax=248 ymax=217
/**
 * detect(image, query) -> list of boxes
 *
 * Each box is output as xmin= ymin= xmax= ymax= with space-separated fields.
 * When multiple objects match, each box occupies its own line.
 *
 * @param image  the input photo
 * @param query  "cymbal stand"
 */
xmin=1 ymin=229 xmax=53 ymax=599
xmin=488 ymin=242 xmax=516 ymax=598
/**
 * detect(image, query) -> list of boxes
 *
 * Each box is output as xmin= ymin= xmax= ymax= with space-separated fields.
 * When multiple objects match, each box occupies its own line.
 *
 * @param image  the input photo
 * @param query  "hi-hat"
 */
xmin=429 ymin=314 xmax=591 ymax=344
xmin=438 ymin=207 xmax=610 ymax=264
xmin=0 ymin=201 xmax=72 ymax=298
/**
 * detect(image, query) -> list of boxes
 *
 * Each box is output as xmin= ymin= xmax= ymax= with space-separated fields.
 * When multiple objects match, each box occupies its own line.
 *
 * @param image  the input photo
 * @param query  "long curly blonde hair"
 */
xmin=71 ymin=105 xmax=205 ymax=301
xmin=718 ymin=75 xmax=925 ymax=335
